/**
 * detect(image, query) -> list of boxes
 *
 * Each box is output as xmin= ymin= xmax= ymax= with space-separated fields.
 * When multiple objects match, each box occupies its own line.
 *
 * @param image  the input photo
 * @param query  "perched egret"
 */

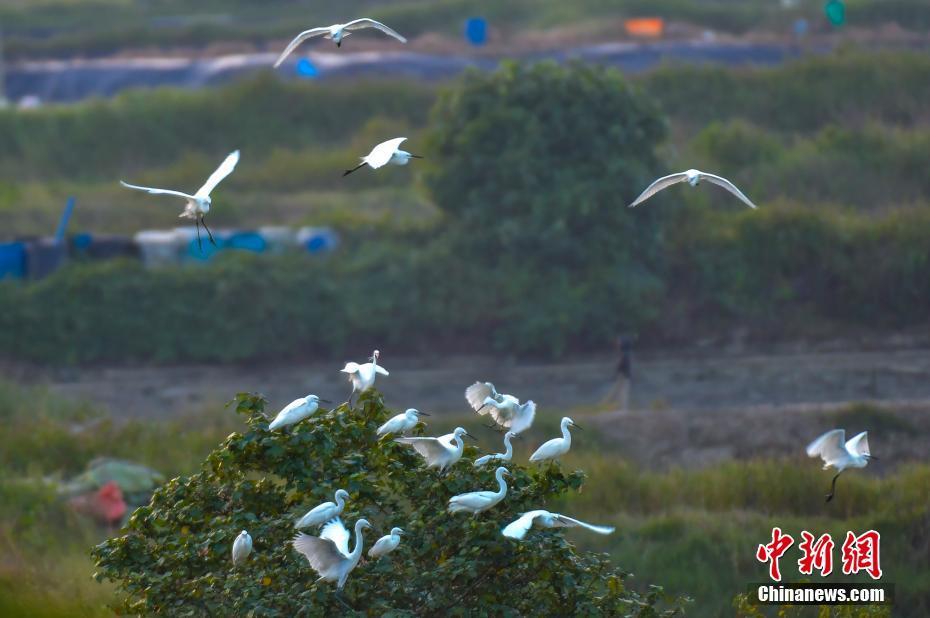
xmin=120 ymin=150 xmax=240 ymax=251
xmin=341 ymin=349 xmax=389 ymax=406
xmin=474 ymin=431 xmax=519 ymax=467
xmin=269 ymin=394 xmax=330 ymax=431
xmin=395 ymin=427 xmax=473 ymax=472
xmin=465 ymin=382 xmax=536 ymax=434
xmin=629 ymin=169 xmax=758 ymax=209
xmin=502 ymin=510 xmax=614 ymax=540
xmin=806 ymin=429 xmax=876 ymax=502
xmin=274 ymin=18 xmax=407 ymax=65
xmin=295 ymin=489 xmax=350 ymax=529
xmin=448 ymin=466 xmax=510 ymax=515
xmin=292 ymin=517 xmax=371 ymax=590
xmin=368 ymin=527 xmax=404 ymax=559
xmin=343 ymin=138 xmax=422 ymax=177
xmin=377 ymin=408 xmax=429 ymax=437
xmin=529 ymin=417 xmax=582 ymax=462
xmin=231 ymin=530 xmax=252 ymax=565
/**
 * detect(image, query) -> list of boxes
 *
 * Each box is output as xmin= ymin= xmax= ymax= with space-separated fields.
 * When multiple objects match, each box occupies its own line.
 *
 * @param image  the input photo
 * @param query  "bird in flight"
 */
xmin=465 ymin=382 xmax=536 ymax=434
xmin=343 ymin=137 xmax=422 ymax=177
xmin=120 ymin=150 xmax=240 ymax=251
xmin=629 ymin=169 xmax=758 ymax=209
xmin=274 ymin=18 xmax=407 ymax=66
xmin=806 ymin=429 xmax=876 ymax=502
xmin=502 ymin=510 xmax=615 ymax=540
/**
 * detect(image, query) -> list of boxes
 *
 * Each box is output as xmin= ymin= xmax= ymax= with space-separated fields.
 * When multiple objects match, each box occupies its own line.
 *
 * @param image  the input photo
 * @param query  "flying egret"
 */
xmin=502 ymin=510 xmax=615 ymax=540
xmin=295 ymin=489 xmax=350 ymax=530
xmin=474 ymin=431 xmax=519 ymax=467
xmin=529 ymin=417 xmax=582 ymax=463
xmin=341 ymin=349 xmax=389 ymax=406
xmin=448 ymin=466 xmax=511 ymax=515
xmin=120 ymin=150 xmax=240 ymax=251
xmin=806 ymin=429 xmax=876 ymax=502
xmin=292 ymin=517 xmax=371 ymax=590
xmin=231 ymin=530 xmax=252 ymax=565
xmin=268 ymin=394 xmax=330 ymax=431
xmin=377 ymin=408 xmax=430 ymax=437
xmin=274 ymin=18 xmax=407 ymax=65
xmin=367 ymin=527 xmax=404 ymax=559
xmin=394 ymin=427 xmax=473 ymax=472
xmin=343 ymin=138 xmax=422 ymax=177
xmin=629 ymin=169 xmax=758 ymax=209
xmin=465 ymin=382 xmax=536 ymax=434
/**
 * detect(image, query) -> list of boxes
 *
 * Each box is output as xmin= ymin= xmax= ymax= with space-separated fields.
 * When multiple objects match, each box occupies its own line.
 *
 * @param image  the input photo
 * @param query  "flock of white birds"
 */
xmin=113 ymin=13 xmax=876 ymax=596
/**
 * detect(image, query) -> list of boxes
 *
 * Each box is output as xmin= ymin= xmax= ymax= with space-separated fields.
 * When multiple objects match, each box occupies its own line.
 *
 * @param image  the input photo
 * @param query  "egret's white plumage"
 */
xmin=448 ymin=466 xmax=510 ymax=515
xmin=395 ymin=427 xmax=471 ymax=471
xmin=806 ymin=429 xmax=874 ymax=501
xmin=269 ymin=394 xmax=327 ymax=431
xmin=465 ymin=382 xmax=536 ymax=434
xmin=294 ymin=489 xmax=350 ymax=530
xmin=274 ymin=18 xmax=407 ymax=66
xmin=341 ymin=349 xmax=389 ymax=404
xmin=629 ymin=169 xmax=758 ymax=209
xmin=368 ymin=527 xmax=404 ymax=559
xmin=502 ymin=510 xmax=615 ymax=540
xmin=231 ymin=530 xmax=252 ymax=564
xmin=343 ymin=138 xmax=421 ymax=176
xmin=529 ymin=417 xmax=581 ymax=462
xmin=377 ymin=408 xmax=429 ymax=437
xmin=292 ymin=517 xmax=371 ymax=589
xmin=120 ymin=150 xmax=239 ymax=249
xmin=474 ymin=431 xmax=518 ymax=467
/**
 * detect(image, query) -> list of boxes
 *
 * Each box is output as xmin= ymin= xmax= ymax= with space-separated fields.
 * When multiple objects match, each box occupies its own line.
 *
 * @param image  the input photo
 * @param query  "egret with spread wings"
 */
xmin=343 ymin=137 xmax=422 ymax=177
xmin=274 ymin=18 xmax=407 ymax=66
xmin=806 ymin=429 xmax=875 ymax=502
xmin=394 ymin=426 xmax=473 ymax=472
xmin=502 ymin=510 xmax=615 ymax=540
xmin=629 ymin=168 xmax=758 ymax=209
xmin=465 ymin=381 xmax=536 ymax=434
xmin=292 ymin=517 xmax=371 ymax=591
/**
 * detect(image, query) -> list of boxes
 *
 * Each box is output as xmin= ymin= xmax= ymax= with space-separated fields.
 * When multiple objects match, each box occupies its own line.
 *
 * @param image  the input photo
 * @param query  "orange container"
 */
xmin=624 ymin=17 xmax=665 ymax=38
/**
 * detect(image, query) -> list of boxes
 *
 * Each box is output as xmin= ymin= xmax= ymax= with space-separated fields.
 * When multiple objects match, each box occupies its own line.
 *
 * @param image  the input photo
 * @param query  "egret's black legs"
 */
xmin=201 ymin=217 xmax=217 ymax=246
xmin=343 ymin=162 xmax=367 ymax=177
xmin=825 ymin=471 xmax=843 ymax=503
xmin=334 ymin=591 xmax=354 ymax=611
xmin=195 ymin=219 xmax=203 ymax=252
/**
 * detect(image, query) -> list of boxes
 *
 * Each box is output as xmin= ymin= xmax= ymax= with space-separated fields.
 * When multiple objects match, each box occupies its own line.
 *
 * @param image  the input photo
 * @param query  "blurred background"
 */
xmin=1 ymin=1 xmax=929 ymax=616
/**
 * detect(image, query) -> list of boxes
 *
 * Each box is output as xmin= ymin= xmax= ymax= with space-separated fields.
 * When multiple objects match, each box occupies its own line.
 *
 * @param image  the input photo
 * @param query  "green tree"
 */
xmin=93 ymin=392 xmax=683 ymax=616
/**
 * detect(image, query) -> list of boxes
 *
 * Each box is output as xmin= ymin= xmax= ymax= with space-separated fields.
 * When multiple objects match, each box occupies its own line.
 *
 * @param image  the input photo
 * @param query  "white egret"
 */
xmin=474 ymin=431 xmax=519 ymax=467
xmin=341 ymin=349 xmax=389 ymax=406
xmin=274 ymin=18 xmax=407 ymax=65
xmin=448 ymin=466 xmax=510 ymax=516
xmin=629 ymin=169 xmax=758 ymax=209
xmin=120 ymin=150 xmax=240 ymax=250
xmin=806 ymin=429 xmax=876 ymax=502
xmin=465 ymin=382 xmax=536 ymax=434
xmin=529 ymin=417 xmax=582 ymax=463
xmin=268 ymin=394 xmax=330 ymax=431
xmin=292 ymin=517 xmax=371 ymax=590
xmin=295 ymin=489 xmax=350 ymax=530
xmin=377 ymin=408 xmax=429 ymax=437
xmin=343 ymin=138 xmax=422 ymax=177
xmin=502 ymin=510 xmax=615 ymax=540
xmin=231 ymin=530 xmax=252 ymax=565
xmin=367 ymin=527 xmax=404 ymax=559
xmin=395 ymin=427 xmax=473 ymax=472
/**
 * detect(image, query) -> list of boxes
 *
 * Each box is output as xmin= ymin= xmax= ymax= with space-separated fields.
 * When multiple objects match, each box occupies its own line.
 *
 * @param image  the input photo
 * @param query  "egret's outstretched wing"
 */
xmin=701 ymin=172 xmax=758 ymax=209
xmin=341 ymin=362 xmax=360 ymax=375
xmin=343 ymin=18 xmax=407 ymax=42
xmin=195 ymin=150 xmax=239 ymax=198
xmin=465 ymin=382 xmax=495 ymax=412
xmin=510 ymin=401 xmax=536 ymax=434
xmin=628 ymin=172 xmax=688 ymax=207
xmin=394 ymin=436 xmax=446 ymax=461
xmin=845 ymin=431 xmax=870 ymax=457
xmin=320 ymin=518 xmax=351 ymax=558
xmin=120 ymin=181 xmax=194 ymax=200
xmin=502 ymin=511 xmax=546 ymax=540
xmin=375 ymin=366 xmax=389 ymax=376
xmin=553 ymin=514 xmax=615 ymax=535
xmin=292 ymin=533 xmax=345 ymax=574
xmin=274 ymin=27 xmax=330 ymax=67
xmin=806 ymin=429 xmax=847 ymax=465
xmin=366 ymin=137 xmax=406 ymax=169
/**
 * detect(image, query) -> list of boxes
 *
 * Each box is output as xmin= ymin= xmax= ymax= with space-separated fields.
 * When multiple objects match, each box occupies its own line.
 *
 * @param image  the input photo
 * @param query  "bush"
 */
xmin=93 ymin=392 xmax=683 ymax=615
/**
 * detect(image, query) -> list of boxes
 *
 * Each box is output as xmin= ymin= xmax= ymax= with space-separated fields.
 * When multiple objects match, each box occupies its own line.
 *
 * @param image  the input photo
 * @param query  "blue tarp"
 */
xmin=0 ymin=242 xmax=26 ymax=279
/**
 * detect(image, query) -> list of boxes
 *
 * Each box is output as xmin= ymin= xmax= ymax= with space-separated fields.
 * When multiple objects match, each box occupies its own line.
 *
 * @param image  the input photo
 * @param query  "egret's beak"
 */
xmin=398 ymin=529 xmax=406 ymax=535
xmin=868 ymin=455 xmax=879 ymax=461
xmin=571 ymin=422 xmax=584 ymax=431
xmin=464 ymin=432 xmax=478 ymax=441
xmin=319 ymin=398 xmax=333 ymax=404
xmin=513 ymin=434 xmax=523 ymax=440
xmin=418 ymin=411 xmax=431 ymax=417
xmin=410 ymin=154 xmax=424 ymax=159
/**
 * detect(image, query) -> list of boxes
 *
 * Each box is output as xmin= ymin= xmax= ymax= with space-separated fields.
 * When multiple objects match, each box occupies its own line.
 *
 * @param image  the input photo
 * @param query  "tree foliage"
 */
xmin=93 ymin=392 xmax=683 ymax=616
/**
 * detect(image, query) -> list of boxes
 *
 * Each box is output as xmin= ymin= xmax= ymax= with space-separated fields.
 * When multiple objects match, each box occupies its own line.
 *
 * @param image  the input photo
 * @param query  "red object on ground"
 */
xmin=624 ymin=18 xmax=665 ymax=38
xmin=68 ymin=481 xmax=127 ymax=526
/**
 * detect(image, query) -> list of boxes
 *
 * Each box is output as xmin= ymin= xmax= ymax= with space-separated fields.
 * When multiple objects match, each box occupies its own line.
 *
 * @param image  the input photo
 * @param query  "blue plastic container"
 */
xmin=0 ymin=242 xmax=26 ymax=279
xmin=225 ymin=231 xmax=267 ymax=253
